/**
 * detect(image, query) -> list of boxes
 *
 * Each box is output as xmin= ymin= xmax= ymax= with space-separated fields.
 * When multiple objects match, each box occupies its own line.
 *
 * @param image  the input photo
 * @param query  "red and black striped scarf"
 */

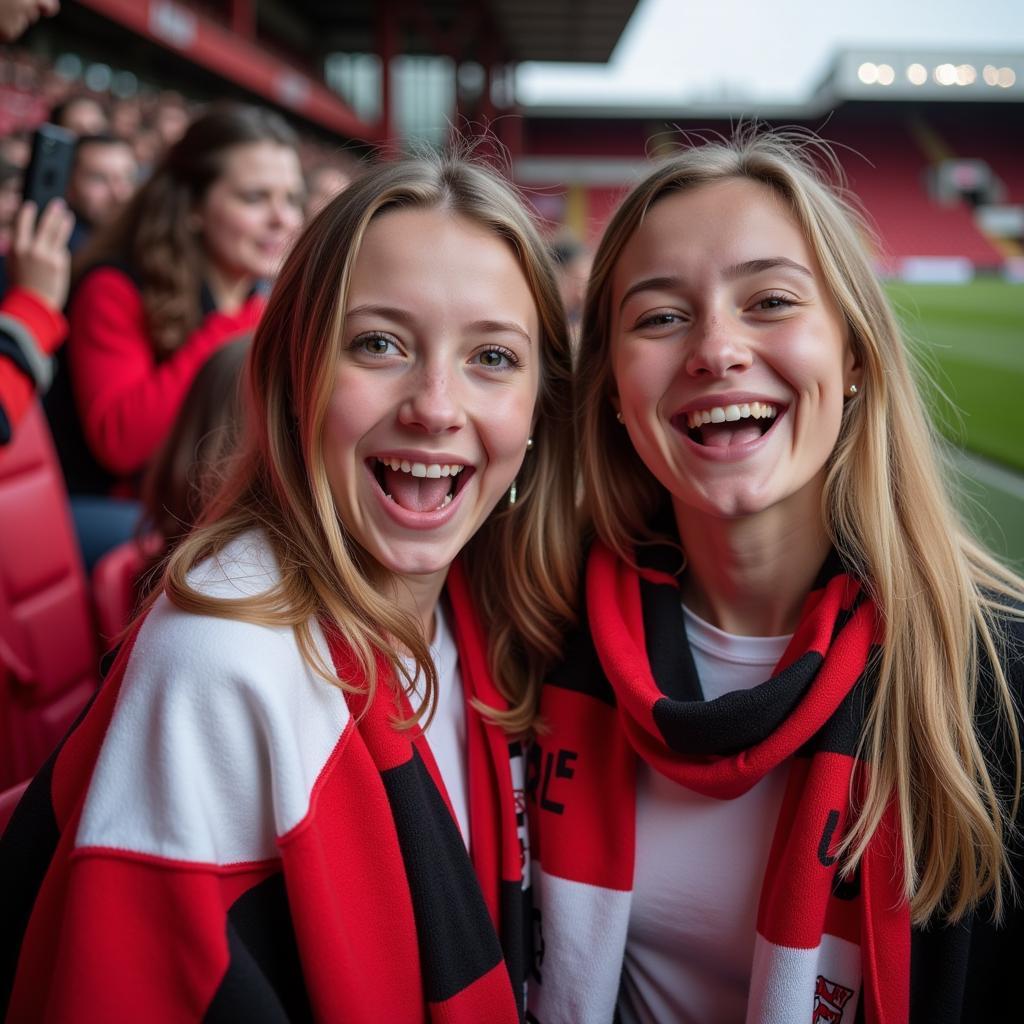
xmin=328 ymin=561 xmax=529 ymax=1022
xmin=2 ymin=560 xmax=526 ymax=1023
xmin=528 ymin=538 xmax=910 ymax=1024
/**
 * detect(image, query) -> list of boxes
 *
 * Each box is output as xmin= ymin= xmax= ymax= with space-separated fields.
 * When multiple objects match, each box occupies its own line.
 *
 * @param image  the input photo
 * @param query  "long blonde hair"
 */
xmin=578 ymin=129 xmax=1024 ymax=924
xmin=160 ymin=152 xmax=578 ymax=733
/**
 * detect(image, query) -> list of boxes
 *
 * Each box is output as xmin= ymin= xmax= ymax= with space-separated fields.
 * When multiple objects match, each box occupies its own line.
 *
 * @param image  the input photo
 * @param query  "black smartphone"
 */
xmin=22 ymin=123 xmax=76 ymax=211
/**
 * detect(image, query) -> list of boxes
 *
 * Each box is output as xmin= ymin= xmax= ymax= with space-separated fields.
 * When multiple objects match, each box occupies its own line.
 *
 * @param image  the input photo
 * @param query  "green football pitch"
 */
xmin=885 ymin=280 xmax=1024 ymax=567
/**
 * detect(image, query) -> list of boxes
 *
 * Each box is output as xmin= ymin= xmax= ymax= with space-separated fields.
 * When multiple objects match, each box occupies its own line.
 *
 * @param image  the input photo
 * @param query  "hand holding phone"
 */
xmin=8 ymin=197 xmax=74 ymax=309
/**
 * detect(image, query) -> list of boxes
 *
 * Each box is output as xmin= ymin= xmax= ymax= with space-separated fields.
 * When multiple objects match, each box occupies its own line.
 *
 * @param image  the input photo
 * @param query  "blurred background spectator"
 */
xmin=0 ymin=0 xmax=69 ymax=455
xmin=550 ymin=236 xmax=592 ymax=339
xmin=0 ymin=0 xmax=57 ymax=42
xmin=0 ymin=130 xmax=29 ymax=168
xmin=109 ymin=97 xmax=141 ymax=143
xmin=49 ymin=93 xmax=107 ymax=136
xmin=150 ymin=91 xmax=188 ymax=150
xmin=0 ymin=157 xmax=22 ymax=254
xmin=64 ymin=133 xmax=137 ymax=253
xmin=304 ymin=160 xmax=354 ymax=218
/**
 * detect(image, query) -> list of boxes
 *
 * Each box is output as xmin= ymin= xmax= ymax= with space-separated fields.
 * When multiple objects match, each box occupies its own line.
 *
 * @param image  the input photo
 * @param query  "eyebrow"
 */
xmin=617 ymin=257 xmax=813 ymax=312
xmin=723 ymin=257 xmax=813 ymax=280
xmin=346 ymin=304 xmax=532 ymax=343
xmin=617 ymin=277 xmax=681 ymax=312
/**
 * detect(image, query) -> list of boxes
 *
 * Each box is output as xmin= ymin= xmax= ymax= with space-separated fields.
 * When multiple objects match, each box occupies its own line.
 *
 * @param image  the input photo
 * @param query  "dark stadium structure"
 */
xmin=26 ymin=0 xmax=640 ymax=150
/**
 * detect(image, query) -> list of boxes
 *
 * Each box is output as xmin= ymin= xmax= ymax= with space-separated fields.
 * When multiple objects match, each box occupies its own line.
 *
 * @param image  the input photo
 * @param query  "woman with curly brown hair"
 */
xmin=49 ymin=104 xmax=303 ymax=563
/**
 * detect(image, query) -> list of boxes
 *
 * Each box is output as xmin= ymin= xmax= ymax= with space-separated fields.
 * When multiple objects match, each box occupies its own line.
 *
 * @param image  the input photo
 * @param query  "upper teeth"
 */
xmin=685 ymin=403 xmax=779 ymax=430
xmin=377 ymin=458 xmax=466 ymax=478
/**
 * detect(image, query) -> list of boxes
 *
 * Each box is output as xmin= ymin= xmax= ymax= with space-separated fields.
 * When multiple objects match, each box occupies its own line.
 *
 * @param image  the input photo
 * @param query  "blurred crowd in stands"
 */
xmin=0 ymin=31 xmax=365 ymax=645
xmin=0 ymin=27 xmax=590 ymax=667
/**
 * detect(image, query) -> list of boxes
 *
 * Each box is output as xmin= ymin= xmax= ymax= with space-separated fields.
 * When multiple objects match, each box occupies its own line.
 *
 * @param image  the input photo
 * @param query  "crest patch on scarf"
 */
xmin=813 ymin=974 xmax=855 ymax=1022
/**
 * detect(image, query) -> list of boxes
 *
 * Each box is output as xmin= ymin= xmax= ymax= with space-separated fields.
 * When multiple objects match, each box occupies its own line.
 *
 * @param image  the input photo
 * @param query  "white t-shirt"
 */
xmin=404 ymin=602 xmax=470 ymax=850
xmin=618 ymin=605 xmax=793 ymax=1024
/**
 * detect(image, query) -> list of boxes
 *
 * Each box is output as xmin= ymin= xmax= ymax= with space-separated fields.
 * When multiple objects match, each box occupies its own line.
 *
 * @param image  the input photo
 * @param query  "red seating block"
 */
xmin=0 ymin=403 xmax=99 ymax=789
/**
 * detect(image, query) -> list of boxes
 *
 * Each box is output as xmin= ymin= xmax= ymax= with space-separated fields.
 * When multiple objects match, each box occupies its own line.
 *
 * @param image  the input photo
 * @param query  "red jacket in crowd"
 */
xmin=0 ymin=287 xmax=67 ymax=445
xmin=68 ymin=265 xmax=264 ymax=480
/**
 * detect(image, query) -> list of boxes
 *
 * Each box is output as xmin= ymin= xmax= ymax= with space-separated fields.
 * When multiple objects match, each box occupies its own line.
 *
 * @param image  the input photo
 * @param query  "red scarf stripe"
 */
xmin=447 ymin=563 xmax=525 ymax=892
xmin=324 ymin=560 xmax=524 ymax=1023
xmin=756 ymin=751 xmax=861 ymax=949
xmin=526 ymin=683 xmax=636 ymax=891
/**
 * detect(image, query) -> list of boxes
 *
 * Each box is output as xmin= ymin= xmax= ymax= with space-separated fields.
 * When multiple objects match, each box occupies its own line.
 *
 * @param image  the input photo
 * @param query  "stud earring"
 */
xmin=616 ymin=411 xmax=624 ymax=423
xmin=847 ymin=383 xmax=859 ymax=396
xmin=526 ymin=436 xmax=534 ymax=451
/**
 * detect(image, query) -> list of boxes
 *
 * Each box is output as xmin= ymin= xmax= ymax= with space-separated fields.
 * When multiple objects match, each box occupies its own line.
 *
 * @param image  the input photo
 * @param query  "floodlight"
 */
xmin=858 ymin=62 xmax=879 ymax=85
xmin=907 ymin=63 xmax=928 ymax=85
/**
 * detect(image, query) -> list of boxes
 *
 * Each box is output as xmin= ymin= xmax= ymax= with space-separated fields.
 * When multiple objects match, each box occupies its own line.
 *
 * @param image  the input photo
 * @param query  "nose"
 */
xmin=271 ymin=195 xmax=302 ymax=232
xmin=684 ymin=312 xmax=752 ymax=378
xmin=398 ymin=365 xmax=466 ymax=434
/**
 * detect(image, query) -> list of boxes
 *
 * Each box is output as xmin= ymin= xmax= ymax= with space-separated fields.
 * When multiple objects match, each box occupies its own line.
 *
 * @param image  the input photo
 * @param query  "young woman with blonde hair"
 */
xmin=2 ymin=152 xmax=576 ymax=1022
xmin=528 ymin=132 xmax=1024 ymax=1023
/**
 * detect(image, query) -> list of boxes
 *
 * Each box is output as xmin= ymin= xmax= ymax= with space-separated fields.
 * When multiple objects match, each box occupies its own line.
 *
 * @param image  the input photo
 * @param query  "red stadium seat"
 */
xmin=91 ymin=536 xmax=160 ymax=642
xmin=0 ymin=403 xmax=100 ymax=789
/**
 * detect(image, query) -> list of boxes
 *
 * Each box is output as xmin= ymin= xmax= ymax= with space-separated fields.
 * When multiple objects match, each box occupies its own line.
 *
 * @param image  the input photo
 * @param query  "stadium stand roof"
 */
xmin=66 ymin=0 xmax=639 ymax=143
xmin=292 ymin=0 xmax=641 ymax=64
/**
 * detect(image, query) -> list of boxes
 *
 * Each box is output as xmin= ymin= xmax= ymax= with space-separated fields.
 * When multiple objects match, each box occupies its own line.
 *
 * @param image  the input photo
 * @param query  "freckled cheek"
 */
xmin=322 ymin=386 xmax=376 ymax=466
xmin=478 ymin=388 xmax=537 ymax=466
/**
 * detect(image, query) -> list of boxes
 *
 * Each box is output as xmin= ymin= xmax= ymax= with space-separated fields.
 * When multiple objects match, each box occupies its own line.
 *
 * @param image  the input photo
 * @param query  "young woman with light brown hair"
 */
xmin=2 ymin=152 xmax=576 ymax=1022
xmin=528 ymin=131 xmax=1024 ymax=1023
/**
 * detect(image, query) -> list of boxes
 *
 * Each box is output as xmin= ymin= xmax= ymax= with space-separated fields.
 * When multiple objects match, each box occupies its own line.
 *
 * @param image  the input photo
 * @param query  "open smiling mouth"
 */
xmin=371 ymin=458 xmax=474 ymax=513
xmin=678 ymin=401 xmax=783 ymax=448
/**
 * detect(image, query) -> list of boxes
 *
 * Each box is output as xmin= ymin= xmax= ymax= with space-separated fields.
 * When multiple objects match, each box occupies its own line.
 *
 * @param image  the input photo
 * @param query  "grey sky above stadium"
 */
xmin=517 ymin=0 xmax=1024 ymax=105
